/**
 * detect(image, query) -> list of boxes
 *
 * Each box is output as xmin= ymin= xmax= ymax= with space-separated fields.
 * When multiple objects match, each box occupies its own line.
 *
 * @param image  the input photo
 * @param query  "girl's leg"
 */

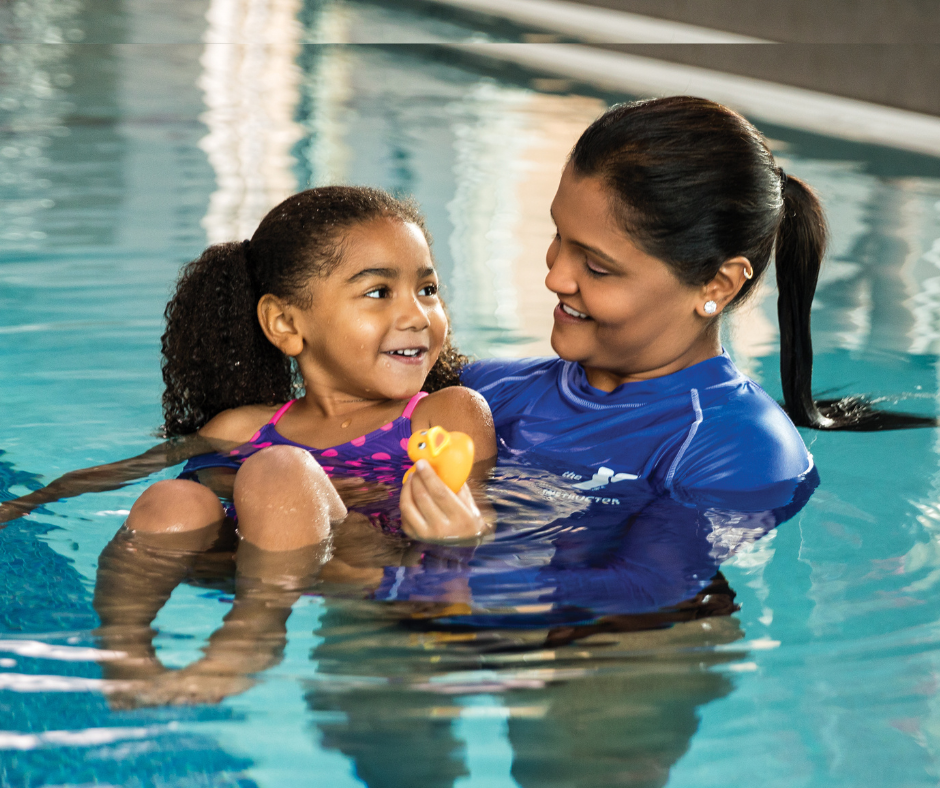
xmin=233 ymin=446 xmax=346 ymax=551
xmin=96 ymin=480 xmax=230 ymax=688
xmin=125 ymin=479 xmax=227 ymax=545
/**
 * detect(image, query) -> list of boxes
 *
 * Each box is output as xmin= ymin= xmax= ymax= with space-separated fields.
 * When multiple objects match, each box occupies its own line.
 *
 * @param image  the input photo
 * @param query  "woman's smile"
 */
xmin=556 ymin=302 xmax=590 ymax=321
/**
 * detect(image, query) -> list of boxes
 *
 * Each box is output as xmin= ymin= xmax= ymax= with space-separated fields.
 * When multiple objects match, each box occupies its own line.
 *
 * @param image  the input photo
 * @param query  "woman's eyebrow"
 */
xmin=550 ymin=209 xmax=621 ymax=267
xmin=572 ymin=240 xmax=620 ymax=267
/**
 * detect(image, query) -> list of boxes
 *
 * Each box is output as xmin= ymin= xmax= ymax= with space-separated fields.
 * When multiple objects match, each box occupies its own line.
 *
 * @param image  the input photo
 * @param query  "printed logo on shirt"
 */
xmin=569 ymin=466 xmax=639 ymax=491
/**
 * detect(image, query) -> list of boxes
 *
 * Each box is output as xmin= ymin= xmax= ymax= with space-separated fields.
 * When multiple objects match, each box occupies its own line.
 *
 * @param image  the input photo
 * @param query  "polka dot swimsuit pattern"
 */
xmin=228 ymin=391 xmax=427 ymax=485
xmin=180 ymin=391 xmax=428 ymax=534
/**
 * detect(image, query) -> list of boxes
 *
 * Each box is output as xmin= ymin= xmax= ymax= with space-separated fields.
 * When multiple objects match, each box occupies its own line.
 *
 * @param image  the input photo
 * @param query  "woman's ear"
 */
xmin=697 ymin=256 xmax=754 ymax=317
xmin=257 ymin=294 xmax=304 ymax=357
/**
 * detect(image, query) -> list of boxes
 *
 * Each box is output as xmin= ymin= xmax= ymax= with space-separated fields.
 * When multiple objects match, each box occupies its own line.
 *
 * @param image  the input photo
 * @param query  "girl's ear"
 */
xmin=697 ymin=256 xmax=754 ymax=317
xmin=257 ymin=294 xmax=304 ymax=357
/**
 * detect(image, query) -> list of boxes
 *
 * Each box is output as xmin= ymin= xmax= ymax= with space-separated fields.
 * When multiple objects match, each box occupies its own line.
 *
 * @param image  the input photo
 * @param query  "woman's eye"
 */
xmin=419 ymin=283 xmax=439 ymax=297
xmin=365 ymin=286 xmax=389 ymax=299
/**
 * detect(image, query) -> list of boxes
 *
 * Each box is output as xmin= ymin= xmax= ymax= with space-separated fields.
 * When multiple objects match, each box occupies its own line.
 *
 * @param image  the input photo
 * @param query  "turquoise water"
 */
xmin=4 ymin=1 xmax=940 ymax=786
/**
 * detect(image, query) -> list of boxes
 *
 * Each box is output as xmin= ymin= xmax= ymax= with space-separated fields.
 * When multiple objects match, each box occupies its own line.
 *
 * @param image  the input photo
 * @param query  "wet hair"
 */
xmin=570 ymin=96 xmax=935 ymax=431
xmin=161 ymin=186 xmax=467 ymax=436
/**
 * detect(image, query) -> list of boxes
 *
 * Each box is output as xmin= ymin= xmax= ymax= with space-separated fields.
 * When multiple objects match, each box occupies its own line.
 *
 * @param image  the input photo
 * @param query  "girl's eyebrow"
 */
xmin=346 ymin=265 xmax=437 ymax=283
xmin=346 ymin=266 xmax=397 ymax=283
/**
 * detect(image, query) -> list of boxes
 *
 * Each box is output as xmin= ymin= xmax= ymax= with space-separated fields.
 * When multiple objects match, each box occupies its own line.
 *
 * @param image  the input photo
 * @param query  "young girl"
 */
xmin=0 ymin=186 xmax=496 ymax=551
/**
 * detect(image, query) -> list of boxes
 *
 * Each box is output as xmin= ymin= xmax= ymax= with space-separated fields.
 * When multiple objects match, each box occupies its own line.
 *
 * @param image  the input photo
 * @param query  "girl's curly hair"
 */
xmin=161 ymin=186 xmax=468 ymax=436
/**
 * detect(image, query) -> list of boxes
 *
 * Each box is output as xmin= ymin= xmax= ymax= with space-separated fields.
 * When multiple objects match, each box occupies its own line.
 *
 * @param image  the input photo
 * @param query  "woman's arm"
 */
xmin=400 ymin=387 xmax=497 ymax=543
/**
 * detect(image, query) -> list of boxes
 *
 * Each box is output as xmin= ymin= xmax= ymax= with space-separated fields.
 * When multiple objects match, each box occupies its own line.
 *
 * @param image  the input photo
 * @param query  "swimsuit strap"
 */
xmin=401 ymin=391 xmax=429 ymax=420
xmin=269 ymin=399 xmax=297 ymax=426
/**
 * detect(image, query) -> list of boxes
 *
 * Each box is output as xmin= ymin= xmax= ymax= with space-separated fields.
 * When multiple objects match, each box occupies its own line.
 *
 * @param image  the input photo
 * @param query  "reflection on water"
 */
xmin=3 ymin=0 xmax=940 ymax=786
xmin=307 ymin=600 xmax=742 ymax=788
xmin=86 ymin=484 xmax=753 ymax=787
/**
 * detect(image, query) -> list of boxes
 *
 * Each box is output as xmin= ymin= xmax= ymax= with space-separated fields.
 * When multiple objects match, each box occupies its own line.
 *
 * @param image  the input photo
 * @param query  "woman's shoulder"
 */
xmin=673 ymin=374 xmax=813 ymax=497
xmin=461 ymin=356 xmax=563 ymax=399
xmin=198 ymin=403 xmax=282 ymax=443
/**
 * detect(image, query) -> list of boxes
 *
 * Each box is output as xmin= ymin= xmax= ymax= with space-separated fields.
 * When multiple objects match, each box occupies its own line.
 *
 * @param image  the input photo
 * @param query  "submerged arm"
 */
xmin=0 ymin=433 xmax=236 ymax=525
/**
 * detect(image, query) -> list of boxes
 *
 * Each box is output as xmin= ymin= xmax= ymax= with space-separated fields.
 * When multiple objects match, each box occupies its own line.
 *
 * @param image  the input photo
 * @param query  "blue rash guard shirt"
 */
xmin=461 ymin=352 xmax=815 ymax=512
xmin=372 ymin=353 xmax=818 ymax=626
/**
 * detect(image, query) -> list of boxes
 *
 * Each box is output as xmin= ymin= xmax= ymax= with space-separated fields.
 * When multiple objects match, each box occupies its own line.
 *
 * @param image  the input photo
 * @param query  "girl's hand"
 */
xmin=400 ymin=460 xmax=492 ymax=543
xmin=0 ymin=499 xmax=33 ymax=527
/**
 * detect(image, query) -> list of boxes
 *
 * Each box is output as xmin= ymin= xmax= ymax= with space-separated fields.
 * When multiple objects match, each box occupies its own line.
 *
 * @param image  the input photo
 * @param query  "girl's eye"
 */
xmin=365 ymin=286 xmax=389 ymax=299
xmin=419 ymin=283 xmax=439 ymax=297
xmin=585 ymin=260 xmax=608 ymax=277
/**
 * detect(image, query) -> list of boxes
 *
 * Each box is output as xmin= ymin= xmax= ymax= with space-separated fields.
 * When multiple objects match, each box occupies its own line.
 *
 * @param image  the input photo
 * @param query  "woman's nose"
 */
xmin=545 ymin=242 xmax=577 ymax=295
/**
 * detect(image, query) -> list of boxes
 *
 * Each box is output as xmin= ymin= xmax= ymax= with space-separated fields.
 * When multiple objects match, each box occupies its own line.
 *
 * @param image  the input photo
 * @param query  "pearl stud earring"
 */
xmin=704 ymin=300 xmax=717 ymax=315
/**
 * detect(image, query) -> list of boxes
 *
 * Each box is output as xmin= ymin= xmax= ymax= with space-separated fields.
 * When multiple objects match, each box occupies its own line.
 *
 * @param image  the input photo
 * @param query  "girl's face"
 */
xmin=292 ymin=218 xmax=447 ymax=402
xmin=546 ymin=165 xmax=714 ymax=391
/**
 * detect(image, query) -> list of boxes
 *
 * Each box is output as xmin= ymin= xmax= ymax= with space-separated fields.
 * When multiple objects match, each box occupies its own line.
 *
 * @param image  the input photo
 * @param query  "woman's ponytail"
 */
xmin=774 ymin=174 xmax=832 ymax=428
xmin=160 ymin=242 xmax=296 ymax=436
xmin=775 ymin=175 xmax=937 ymax=431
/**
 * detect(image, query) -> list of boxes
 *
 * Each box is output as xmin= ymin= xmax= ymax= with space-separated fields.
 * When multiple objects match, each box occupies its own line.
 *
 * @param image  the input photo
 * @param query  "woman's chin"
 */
xmin=549 ymin=328 xmax=589 ymax=363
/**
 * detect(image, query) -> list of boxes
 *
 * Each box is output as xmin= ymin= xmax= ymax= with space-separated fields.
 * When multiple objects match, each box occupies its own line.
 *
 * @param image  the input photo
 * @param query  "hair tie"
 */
xmin=778 ymin=168 xmax=788 ymax=193
xmin=242 ymin=239 xmax=251 ymax=254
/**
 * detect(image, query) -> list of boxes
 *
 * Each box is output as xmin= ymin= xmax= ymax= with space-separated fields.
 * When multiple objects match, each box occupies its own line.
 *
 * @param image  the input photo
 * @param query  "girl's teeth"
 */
xmin=562 ymin=304 xmax=588 ymax=319
xmin=391 ymin=349 xmax=420 ymax=356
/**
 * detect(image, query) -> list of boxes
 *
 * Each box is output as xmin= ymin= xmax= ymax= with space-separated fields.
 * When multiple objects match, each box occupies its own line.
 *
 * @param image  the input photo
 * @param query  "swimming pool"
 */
xmin=4 ymin=1 xmax=940 ymax=786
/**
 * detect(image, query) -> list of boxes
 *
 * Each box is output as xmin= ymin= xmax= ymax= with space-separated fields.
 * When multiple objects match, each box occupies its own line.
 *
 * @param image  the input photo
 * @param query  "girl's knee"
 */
xmin=233 ymin=447 xmax=345 ymax=551
xmin=236 ymin=446 xmax=338 ymax=506
xmin=235 ymin=445 xmax=329 ymax=488
xmin=127 ymin=479 xmax=225 ymax=535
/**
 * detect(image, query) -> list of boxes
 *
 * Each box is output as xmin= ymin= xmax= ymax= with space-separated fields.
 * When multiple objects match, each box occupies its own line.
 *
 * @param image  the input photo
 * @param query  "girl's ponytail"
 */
xmin=161 ymin=242 xmax=296 ymax=436
xmin=775 ymin=175 xmax=937 ymax=431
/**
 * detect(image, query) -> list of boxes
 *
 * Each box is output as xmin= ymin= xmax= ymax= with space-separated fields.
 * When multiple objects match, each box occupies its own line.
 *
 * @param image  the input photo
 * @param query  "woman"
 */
xmin=400 ymin=95 xmax=930 ymax=537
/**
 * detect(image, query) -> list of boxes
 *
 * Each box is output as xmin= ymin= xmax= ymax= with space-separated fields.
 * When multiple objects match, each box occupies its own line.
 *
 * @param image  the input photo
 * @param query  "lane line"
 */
xmin=425 ymin=0 xmax=770 ymax=43
xmin=451 ymin=43 xmax=940 ymax=158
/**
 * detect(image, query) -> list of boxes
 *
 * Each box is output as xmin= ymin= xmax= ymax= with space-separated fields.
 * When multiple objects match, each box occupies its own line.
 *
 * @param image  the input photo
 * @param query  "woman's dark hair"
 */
xmin=570 ymin=96 xmax=934 ymax=431
xmin=161 ymin=186 xmax=467 ymax=436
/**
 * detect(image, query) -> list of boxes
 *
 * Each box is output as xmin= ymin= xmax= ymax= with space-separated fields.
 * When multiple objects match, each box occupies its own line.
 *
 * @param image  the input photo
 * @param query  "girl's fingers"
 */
xmin=408 ymin=467 xmax=452 ymax=537
xmin=399 ymin=473 xmax=431 ymax=539
xmin=403 ymin=461 xmax=486 ymax=541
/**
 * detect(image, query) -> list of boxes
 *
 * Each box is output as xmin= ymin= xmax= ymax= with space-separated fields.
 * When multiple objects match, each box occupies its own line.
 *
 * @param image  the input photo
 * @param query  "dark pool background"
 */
xmin=3 ymin=1 xmax=940 ymax=786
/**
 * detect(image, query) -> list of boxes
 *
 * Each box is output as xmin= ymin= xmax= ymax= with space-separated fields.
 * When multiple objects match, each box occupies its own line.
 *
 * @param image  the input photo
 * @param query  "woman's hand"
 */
xmin=400 ymin=460 xmax=492 ymax=543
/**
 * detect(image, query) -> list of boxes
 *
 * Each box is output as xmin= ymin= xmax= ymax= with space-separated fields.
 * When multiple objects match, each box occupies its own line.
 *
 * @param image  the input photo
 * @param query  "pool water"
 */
xmin=4 ymin=1 xmax=940 ymax=786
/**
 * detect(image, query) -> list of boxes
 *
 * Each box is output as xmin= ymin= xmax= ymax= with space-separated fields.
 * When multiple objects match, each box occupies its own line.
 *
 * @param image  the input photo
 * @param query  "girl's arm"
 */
xmin=0 ymin=434 xmax=225 ymax=525
xmin=0 ymin=405 xmax=275 ymax=525
xmin=400 ymin=387 xmax=497 ymax=543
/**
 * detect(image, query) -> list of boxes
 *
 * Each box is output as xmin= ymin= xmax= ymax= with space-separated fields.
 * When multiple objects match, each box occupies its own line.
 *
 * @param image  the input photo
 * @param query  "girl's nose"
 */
xmin=398 ymin=294 xmax=431 ymax=330
xmin=545 ymin=240 xmax=578 ymax=296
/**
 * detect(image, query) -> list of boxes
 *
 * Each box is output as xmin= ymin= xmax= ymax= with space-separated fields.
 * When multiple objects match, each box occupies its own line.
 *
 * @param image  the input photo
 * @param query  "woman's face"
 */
xmin=546 ymin=165 xmax=716 ymax=391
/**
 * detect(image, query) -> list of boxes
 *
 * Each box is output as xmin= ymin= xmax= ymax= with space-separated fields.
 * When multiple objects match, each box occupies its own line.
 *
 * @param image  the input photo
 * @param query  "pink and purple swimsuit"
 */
xmin=180 ymin=391 xmax=428 ymax=533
